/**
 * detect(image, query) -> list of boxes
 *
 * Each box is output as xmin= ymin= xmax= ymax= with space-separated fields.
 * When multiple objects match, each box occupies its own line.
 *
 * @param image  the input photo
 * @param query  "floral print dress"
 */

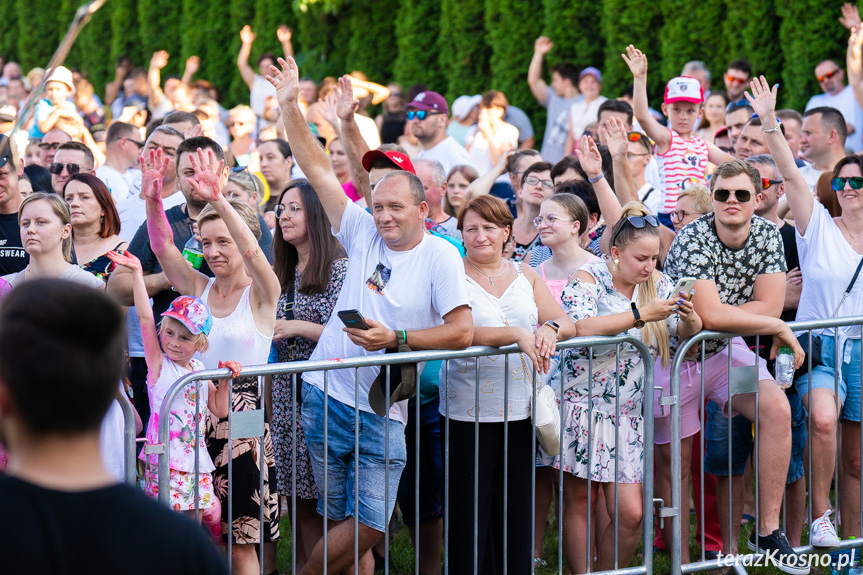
xmin=271 ymin=259 xmax=347 ymax=499
xmin=539 ymin=260 xmax=678 ymax=483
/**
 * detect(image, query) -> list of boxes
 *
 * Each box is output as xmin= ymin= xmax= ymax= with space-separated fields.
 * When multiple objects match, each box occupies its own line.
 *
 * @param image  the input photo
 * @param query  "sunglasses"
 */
xmin=230 ymin=166 xmax=260 ymax=196
xmin=726 ymin=99 xmax=752 ymax=114
xmin=123 ymin=137 xmax=145 ymax=149
xmin=611 ymin=215 xmax=659 ymax=246
xmin=713 ymin=188 xmax=752 ymax=202
xmin=48 ymin=162 xmax=82 ymax=175
xmin=817 ymin=69 xmax=840 ymax=83
xmin=406 ymin=110 xmax=442 ymax=121
xmin=726 ymin=75 xmax=748 ymax=85
xmin=627 ymin=131 xmax=653 ymax=146
xmin=761 ymin=178 xmax=783 ymax=190
xmin=39 ymin=142 xmax=61 ymax=151
xmin=832 ymin=176 xmax=863 ymax=191
xmin=525 ymin=175 xmax=554 ymax=189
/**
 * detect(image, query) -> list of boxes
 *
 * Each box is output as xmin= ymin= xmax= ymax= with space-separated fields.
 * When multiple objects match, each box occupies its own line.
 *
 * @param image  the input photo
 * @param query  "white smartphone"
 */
xmin=668 ymin=277 xmax=697 ymax=301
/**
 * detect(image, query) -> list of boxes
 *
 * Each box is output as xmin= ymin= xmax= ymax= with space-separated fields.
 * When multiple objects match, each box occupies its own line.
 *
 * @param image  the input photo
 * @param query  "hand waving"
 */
xmin=186 ymin=148 xmax=226 ymax=204
xmin=318 ymin=92 xmax=339 ymax=128
xmin=622 ymin=45 xmax=648 ymax=79
xmin=574 ymin=135 xmax=603 ymax=179
xmin=150 ymin=50 xmax=169 ymax=70
xmin=840 ymin=3 xmax=862 ymax=30
xmin=277 ymin=25 xmax=292 ymax=43
xmin=107 ymin=250 xmax=142 ymax=275
xmin=185 ymin=55 xmax=200 ymax=76
xmin=602 ymin=116 xmax=629 ymax=159
xmin=744 ymin=76 xmax=778 ymax=120
xmin=266 ymin=57 xmax=300 ymax=107
xmin=534 ymin=36 xmax=554 ymax=56
xmin=140 ymin=148 xmax=170 ymax=201
xmin=240 ymin=25 xmax=256 ymax=45
xmin=334 ymin=76 xmax=359 ymax=121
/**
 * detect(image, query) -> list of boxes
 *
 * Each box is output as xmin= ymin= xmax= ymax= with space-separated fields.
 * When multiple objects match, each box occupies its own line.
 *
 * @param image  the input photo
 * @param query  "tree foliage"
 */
xmin=393 ymin=0 xmax=445 ymax=91
xmin=439 ymin=0 xmax=490 ymax=102
xmin=601 ymin=0 xmax=664 ymax=101
xmin=346 ymin=0 xmax=399 ymax=81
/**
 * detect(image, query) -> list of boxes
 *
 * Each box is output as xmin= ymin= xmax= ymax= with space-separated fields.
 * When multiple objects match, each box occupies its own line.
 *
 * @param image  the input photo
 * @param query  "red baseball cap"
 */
xmin=664 ymin=76 xmax=704 ymax=104
xmin=361 ymin=150 xmax=416 ymax=174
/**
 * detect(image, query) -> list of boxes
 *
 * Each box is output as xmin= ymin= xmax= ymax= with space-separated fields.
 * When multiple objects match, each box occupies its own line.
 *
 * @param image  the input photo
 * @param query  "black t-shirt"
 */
xmin=127 ymin=204 xmax=274 ymax=318
xmin=0 ymin=211 xmax=27 ymax=275
xmin=0 ymin=476 xmax=228 ymax=575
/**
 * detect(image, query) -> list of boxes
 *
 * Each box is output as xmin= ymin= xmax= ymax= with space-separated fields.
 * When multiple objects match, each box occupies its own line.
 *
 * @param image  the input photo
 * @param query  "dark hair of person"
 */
xmin=550 ymin=62 xmax=579 ymax=86
xmin=551 ymin=156 xmax=587 ymax=183
xmin=145 ymin=117 xmax=165 ymax=140
xmin=457 ymin=195 xmax=514 ymax=255
xmin=481 ymin=90 xmax=509 ymax=110
xmin=597 ymin=99 xmax=634 ymax=126
xmin=104 ymin=121 xmax=138 ymax=145
xmin=727 ymin=59 xmax=752 ymax=77
xmin=272 ymin=179 xmax=346 ymax=295
xmin=521 ymin=161 xmax=554 ymax=188
xmin=831 ymin=154 xmax=863 ymax=181
xmin=176 ymin=136 xmax=225 ymax=168
xmin=64 ymin=173 xmax=121 ymax=238
xmin=22 ymin=164 xmax=52 ymax=193
xmin=555 ymin=179 xmax=599 ymax=217
xmin=816 ymin=171 xmax=843 ymax=218
xmin=804 ymin=106 xmax=848 ymax=145
xmin=506 ymin=148 xmax=541 ymax=174
xmin=744 ymin=116 xmax=785 ymax=136
xmin=57 ymin=141 xmax=95 ymax=169
xmin=0 ymin=280 xmax=126 ymax=435
xmin=163 ymin=110 xmax=201 ymax=127
xmin=257 ymin=52 xmax=277 ymax=67
xmin=261 ymin=138 xmax=292 ymax=159
xmin=710 ymin=159 xmax=762 ymax=195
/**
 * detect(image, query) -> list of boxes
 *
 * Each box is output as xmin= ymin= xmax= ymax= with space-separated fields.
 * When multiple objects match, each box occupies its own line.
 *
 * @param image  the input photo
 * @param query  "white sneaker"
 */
xmin=810 ymin=509 xmax=841 ymax=547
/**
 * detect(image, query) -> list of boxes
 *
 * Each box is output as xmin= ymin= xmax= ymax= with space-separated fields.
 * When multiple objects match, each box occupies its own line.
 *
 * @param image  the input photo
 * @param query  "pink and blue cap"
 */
xmin=161 ymin=295 xmax=213 ymax=336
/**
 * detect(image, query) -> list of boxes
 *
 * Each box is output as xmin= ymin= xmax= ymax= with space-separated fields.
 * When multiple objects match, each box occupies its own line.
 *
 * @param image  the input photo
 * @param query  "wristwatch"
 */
xmin=543 ymin=320 xmax=561 ymax=339
xmin=631 ymin=302 xmax=646 ymax=329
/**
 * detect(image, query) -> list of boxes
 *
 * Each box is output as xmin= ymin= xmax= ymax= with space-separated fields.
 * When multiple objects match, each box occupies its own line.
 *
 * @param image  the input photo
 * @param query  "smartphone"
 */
xmin=668 ymin=277 xmax=697 ymax=301
xmin=337 ymin=309 xmax=370 ymax=330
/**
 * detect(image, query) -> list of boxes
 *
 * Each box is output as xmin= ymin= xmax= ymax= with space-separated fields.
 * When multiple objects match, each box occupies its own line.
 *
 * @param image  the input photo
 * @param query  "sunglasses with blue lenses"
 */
xmin=832 ymin=177 xmax=863 ymax=191
xmin=406 ymin=110 xmax=442 ymax=121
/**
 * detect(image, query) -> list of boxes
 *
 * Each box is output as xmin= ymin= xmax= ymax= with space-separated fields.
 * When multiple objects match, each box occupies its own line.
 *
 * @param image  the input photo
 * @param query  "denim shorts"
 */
xmin=301 ymin=382 xmax=407 ymax=533
xmin=795 ymin=337 xmax=862 ymax=423
xmin=396 ymin=397 xmax=444 ymax=524
xmin=703 ymin=389 xmax=806 ymax=483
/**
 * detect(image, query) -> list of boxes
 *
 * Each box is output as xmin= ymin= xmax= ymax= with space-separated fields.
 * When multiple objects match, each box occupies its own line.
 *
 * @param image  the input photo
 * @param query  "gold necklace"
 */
xmin=466 ymin=257 xmax=508 ymax=286
xmin=841 ymin=218 xmax=863 ymax=246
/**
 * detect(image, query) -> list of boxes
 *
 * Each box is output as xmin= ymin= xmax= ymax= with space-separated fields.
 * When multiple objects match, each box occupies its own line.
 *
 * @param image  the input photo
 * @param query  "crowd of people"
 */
xmin=5 ymin=5 xmax=863 ymax=575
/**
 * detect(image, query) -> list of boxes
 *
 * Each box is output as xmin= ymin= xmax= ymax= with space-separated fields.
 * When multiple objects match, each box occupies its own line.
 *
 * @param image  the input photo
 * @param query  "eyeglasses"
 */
xmin=525 ymin=175 xmax=554 ymax=189
xmin=123 ymin=137 xmax=144 ymax=149
xmin=627 ymin=152 xmax=650 ymax=161
xmin=726 ymin=99 xmax=752 ymax=114
xmin=39 ymin=142 xmax=62 ymax=151
xmin=713 ymin=188 xmax=752 ymax=202
xmin=725 ymin=75 xmax=748 ymax=86
xmin=670 ymin=209 xmax=705 ymax=221
xmin=231 ymin=166 xmax=260 ymax=193
xmin=832 ymin=176 xmax=863 ymax=191
xmin=610 ymin=215 xmax=659 ymax=246
xmin=533 ymin=215 xmax=573 ymax=228
xmin=406 ymin=110 xmax=443 ymax=121
xmin=761 ymin=178 xmax=783 ymax=190
xmin=275 ymin=203 xmax=303 ymax=219
xmin=48 ymin=162 xmax=82 ymax=175
xmin=817 ymin=69 xmax=841 ymax=83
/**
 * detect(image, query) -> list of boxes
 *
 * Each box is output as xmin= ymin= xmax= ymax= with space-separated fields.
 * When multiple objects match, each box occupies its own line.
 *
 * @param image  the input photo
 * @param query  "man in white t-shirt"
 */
xmin=407 ymin=91 xmax=475 ymax=174
xmin=806 ymin=59 xmax=863 ymax=152
xmin=270 ymin=57 xmax=473 ymax=575
xmin=96 ymin=122 xmax=144 ymax=203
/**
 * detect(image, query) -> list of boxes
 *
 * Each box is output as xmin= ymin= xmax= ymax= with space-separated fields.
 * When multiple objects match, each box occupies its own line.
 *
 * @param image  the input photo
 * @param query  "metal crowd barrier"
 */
xmin=667 ymin=316 xmax=863 ymax=575
xmin=133 ymin=334 xmax=655 ymax=574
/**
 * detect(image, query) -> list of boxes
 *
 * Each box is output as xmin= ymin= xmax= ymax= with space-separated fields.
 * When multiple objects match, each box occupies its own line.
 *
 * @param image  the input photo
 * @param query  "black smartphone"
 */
xmin=337 ymin=309 xmax=370 ymax=330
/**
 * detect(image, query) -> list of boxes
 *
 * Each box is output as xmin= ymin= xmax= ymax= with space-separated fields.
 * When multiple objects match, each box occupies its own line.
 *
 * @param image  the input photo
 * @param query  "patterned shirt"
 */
xmin=655 ymin=129 xmax=709 ymax=213
xmin=664 ymin=213 xmax=787 ymax=357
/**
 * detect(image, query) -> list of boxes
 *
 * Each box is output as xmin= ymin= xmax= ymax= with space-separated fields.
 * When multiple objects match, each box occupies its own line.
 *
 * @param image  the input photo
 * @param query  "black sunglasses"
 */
xmin=832 ymin=176 xmax=863 ymax=191
xmin=49 ymin=162 xmax=82 ymax=175
xmin=611 ymin=215 xmax=660 ymax=246
xmin=713 ymin=188 xmax=752 ymax=203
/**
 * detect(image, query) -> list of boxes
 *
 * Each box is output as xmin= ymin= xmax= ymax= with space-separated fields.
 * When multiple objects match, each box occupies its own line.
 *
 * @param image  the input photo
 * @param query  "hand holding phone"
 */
xmin=668 ymin=277 xmax=696 ymax=301
xmin=338 ymin=309 xmax=370 ymax=330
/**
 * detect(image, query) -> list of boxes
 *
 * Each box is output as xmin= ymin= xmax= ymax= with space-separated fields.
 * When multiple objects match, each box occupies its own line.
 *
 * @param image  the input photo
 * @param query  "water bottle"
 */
xmin=182 ymin=235 xmax=204 ymax=270
xmin=775 ymin=346 xmax=795 ymax=389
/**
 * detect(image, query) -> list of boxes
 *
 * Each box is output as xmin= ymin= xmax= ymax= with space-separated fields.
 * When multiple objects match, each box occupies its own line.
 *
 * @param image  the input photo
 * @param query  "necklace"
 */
xmin=467 ymin=257 xmax=508 ymax=286
xmin=841 ymin=218 xmax=863 ymax=247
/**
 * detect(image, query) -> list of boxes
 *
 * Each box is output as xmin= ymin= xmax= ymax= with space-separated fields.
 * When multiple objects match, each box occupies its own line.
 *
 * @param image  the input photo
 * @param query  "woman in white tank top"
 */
xmin=145 ymin=147 xmax=281 ymax=573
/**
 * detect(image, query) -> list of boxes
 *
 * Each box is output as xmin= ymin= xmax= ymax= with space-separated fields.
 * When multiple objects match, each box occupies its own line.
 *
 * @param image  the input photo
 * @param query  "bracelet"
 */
xmin=761 ymin=119 xmax=782 ymax=133
xmin=588 ymin=173 xmax=605 ymax=183
xmin=400 ymin=330 xmax=407 ymax=346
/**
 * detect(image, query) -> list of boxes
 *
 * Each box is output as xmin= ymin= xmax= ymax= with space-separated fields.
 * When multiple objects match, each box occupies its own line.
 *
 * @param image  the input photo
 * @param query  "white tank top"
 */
xmin=197 ymin=278 xmax=273 ymax=369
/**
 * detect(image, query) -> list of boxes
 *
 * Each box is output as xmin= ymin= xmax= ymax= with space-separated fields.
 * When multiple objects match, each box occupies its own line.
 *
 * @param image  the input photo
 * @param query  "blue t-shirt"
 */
xmin=29 ymin=98 xmax=77 ymax=139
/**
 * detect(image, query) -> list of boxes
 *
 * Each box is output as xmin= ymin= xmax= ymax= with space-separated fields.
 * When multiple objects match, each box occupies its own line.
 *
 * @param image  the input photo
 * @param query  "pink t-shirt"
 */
xmin=342 ymin=181 xmax=362 ymax=203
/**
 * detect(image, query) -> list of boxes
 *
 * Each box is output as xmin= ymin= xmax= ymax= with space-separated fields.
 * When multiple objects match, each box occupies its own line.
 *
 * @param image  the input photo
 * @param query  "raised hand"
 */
xmin=574 ymin=135 xmax=603 ymax=178
xmin=622 ymin=45 xmax=648 ymax=79
xmin=266 ymin=57 xmax=300 ymax=107
xmin=186 ymin=148 xmax=225 ymax=204
xmin=744 ymin=75 xmax=778 ymax=120
xmin=240 ymin=25 xmax=256 ymax=45
xmin=603 ymin=116 xmax=629 ymax=159
xmin=107 ymin=249 xmax=142 ymax=274
xmin=183 ymin=123 xmax=204 ymax=140
xmin=334 ymin=75 xmax=359 ymax=121
xmin=318 ymin=92 xmax=339 ymax=128
xmin=277 ymin=25 xmax=292 ymax=43
xmin=841 ymin=3 xmax=862 ymax=30
xmin=534 ymin=36 xmax=554 ymax=56
xmin=150 ymin=50 xmax=169 ymax=70
xmin=140 ymin=148 xmax=170 ymax=201
xmin=185 ymin=55 xmax=200 ymax=76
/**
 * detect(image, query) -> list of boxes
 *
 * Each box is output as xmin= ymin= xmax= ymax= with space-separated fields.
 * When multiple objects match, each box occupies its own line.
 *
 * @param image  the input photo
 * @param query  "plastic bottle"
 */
xmin=182 ymin=235 xmax=204 ymax=270
xmin=775 ymin=346 xmax=795 ymax=389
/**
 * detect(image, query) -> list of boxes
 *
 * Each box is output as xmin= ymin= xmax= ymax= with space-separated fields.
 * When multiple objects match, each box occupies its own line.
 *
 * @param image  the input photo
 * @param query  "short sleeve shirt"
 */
xmin=664 ymin=213 xmax=787 ymax=357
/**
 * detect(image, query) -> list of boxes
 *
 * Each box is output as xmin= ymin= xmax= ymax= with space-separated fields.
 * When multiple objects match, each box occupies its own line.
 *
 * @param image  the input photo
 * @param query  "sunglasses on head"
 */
xmin=627 ymin=131 xmax=654 ymax=145
xmin=230 ymin=166 xmax=260 ymax=196
xmin=713 ymin=188 xmax=752 ymax=202
xmin=761 ymin=178 xmax=782 ymax=190
xmin=611 ymin=215 xmax=659 ymax=246
xmin=406 ymin=110 xmax=442 ymax=121
xmin=48 ymin=162 xmax=82 ymax=175
xmin=817 ymin=69 xmax=840 ymax=83
xmin=832 ymin=176 xmax=863 ymax=191
xmin=726 ymin=99 xmax=752 ymax=114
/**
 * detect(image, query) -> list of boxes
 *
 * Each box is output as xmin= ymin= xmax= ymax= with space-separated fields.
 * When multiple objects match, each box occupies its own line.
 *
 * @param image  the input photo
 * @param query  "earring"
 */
xmin=613 ymin=258 xmax=620 ymax=271
xmin=100 ymin=215 xmax=104 ymax=225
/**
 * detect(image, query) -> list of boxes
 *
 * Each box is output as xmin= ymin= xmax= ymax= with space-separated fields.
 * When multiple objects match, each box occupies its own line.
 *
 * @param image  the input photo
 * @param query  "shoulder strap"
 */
xmin=833 ymin=256 xmax=863 ymax=318
xmin=641 ymin=187 xmax=655 ymax=202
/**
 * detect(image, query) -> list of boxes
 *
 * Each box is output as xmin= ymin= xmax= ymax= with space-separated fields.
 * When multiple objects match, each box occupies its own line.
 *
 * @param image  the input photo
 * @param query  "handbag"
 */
xmin=795 ymin=256 xmax=863 ymax=379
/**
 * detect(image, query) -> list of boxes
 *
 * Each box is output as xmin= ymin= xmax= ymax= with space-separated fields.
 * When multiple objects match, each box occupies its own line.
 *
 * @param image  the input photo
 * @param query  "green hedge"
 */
xmin=0 ymin=0 xmax=852 ymax=144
